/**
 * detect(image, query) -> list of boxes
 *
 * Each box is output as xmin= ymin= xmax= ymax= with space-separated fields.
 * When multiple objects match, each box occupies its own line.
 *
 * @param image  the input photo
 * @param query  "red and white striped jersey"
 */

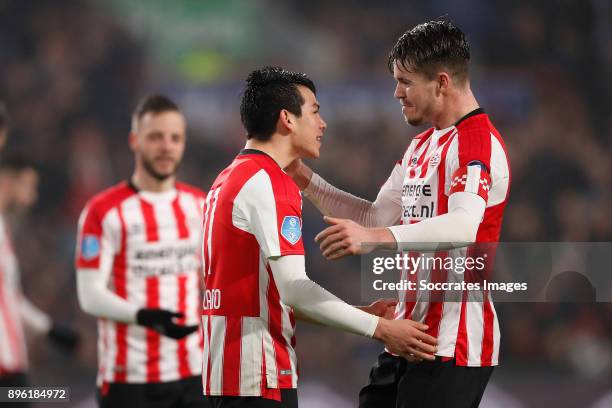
xmin=0 ymin=215 xmax=28 ymax=374
xmin=391 ymin=109 xmax=510 ymax=366
xmin=75 ymin=181 xmax=206 ymax=384
xmin=201 ymin=149 xmax=304 ymax=401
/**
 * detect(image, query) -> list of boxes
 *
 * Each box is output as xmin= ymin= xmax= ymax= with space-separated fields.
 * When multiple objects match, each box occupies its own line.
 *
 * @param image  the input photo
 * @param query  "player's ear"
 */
xmin=436 ymin=72 xmax=450 ymax=95
xmin=128 ymin=131 xmax=138 ymax=152
xmin=278 ymin=109 xmax=294 ymax=134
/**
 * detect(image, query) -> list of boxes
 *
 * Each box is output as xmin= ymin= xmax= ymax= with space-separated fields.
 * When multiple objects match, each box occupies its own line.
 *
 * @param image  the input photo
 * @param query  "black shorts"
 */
xmin=97 ymin=375 xmax=211 ymax=408
xmin=359 ymin=352 xmax=494 ymax=408
xmin=208 ymin=389 xmax=297 ymax=408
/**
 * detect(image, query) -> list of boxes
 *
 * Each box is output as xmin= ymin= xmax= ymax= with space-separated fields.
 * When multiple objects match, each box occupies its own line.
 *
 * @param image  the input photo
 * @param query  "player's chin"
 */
xmin=407 ymin=115 xmax=424 ymax=126
xmin=306 ymin=147 xmax=321 ymax=159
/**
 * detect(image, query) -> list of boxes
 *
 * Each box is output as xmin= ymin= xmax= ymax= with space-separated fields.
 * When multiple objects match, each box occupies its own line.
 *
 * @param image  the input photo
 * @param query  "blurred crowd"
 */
xmin=0 ymin=0 xmax=610 ymax=406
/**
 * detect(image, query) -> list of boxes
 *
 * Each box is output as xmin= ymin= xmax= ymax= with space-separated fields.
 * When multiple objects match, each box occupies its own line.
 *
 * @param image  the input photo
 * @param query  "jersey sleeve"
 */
xmin=75 ymin=201 xmax=118 ymax=271
xmin=445 ymin=129 xmax=493 ymax=204
xmin=233 ymin=169 xmax=305 ymax=259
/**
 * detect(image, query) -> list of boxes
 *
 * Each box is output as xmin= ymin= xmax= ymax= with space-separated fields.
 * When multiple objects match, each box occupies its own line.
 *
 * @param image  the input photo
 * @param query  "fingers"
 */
xmin=407 ymin=320 xmax=429 ymax=331
xmin=413 ymin=330 xmax=438 ymax=346
xmin=406 ymin=346 xmax=436 ymax=361
xmin=321 ymin=240 xmax=349 ymax=258
xmin=165 ymin=324 xmax=198 ymax=339
xmin=412 ymin=340 xmax=437 ymax=355
xmin=325 ymin=247 xmax=351 ymax=260
xmin=315 ymin=224 xmax=343 ymax=243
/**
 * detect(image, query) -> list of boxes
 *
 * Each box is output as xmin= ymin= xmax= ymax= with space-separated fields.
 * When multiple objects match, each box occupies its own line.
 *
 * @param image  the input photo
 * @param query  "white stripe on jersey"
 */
xmin=209 ymin=315 xmax=226 ymax=394
xmin=280 ymin=304 xmax=298 ymax=388
xmin=239 ymin=317 xmax=264 ymax=395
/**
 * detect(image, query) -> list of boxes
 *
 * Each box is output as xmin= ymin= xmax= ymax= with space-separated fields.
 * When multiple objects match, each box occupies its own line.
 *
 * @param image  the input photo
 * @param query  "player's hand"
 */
xmin=373 ymin=318 xmax=437 ymax=362
xmin=360 ymin=298 xmax=397 ymax=319
xmin=284 ymin=159 xmax=313 ymax=190
xmin=136 ymin=309 xmax=198 ymax=339
xmin=315 ymin=217 xmax=394 ymax=260
xmin=47 ymin=322 xmax=80 ymax=352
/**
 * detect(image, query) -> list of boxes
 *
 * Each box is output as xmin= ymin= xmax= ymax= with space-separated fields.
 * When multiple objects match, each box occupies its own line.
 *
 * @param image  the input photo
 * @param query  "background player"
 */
xmin=287 ymin=20 xmax=511 ymax=408
xmin=0 ymin=153 xmax=80 ymax=398
xmin=75 ymin=95 xmax=210 ymax=408
xmin=201 ymin=67 xmax=438 ymax=408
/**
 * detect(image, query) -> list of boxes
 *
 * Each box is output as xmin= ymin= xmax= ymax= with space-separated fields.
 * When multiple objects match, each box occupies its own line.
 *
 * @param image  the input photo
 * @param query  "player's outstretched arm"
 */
xmin=77 ymin=269 xmax=197 ymax=339
xmin=20 ymin=297 xmax=80 ymax=352
xmin=269 ymin=255 xmax=437 ymax=360
xmin=285 ymin=159 xmax=402 ymax=228
xmin=316 ymin=191 xmax=485 ymax=260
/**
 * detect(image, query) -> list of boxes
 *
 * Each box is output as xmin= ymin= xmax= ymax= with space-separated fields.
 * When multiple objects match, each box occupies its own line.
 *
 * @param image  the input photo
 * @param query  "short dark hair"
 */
xmin=0 ymin=101 xmax=10 ymax=132
xmin=240 ymin=66 xmax=316 ymax=141
xmin=388 ymin=19 xmax=470 ymax=84
xmin=0 ymin=152 xmax=36 ymax=174
xmin=131 ymin=94 xmax=180 ymax=130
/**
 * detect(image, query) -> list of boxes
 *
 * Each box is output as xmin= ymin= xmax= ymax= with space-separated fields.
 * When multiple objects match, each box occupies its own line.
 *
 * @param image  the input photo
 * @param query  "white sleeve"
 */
xmin=304 ymin=163 xmax=403 ymax=228
xmin=233 ymin=169 xmax=304 ymax=258
xmin=387 ymin=191 xmax=486 ymax=251
xmin=76 ymin=205 xmax=139 ymax=323
xmin=20 ymin=298 xmax=51 ymax=335
xmin=77 ymin=268 xmax=139 ymax=323
xmin=268 ymin=255 xmax=379 ymax=337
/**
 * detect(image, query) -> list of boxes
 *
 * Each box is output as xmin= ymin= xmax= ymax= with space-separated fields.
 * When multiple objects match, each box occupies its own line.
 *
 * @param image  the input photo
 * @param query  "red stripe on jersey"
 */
xmin=265 ymin=265 xmax=293 ymax=388
xmin=423 ymin=251 xmax=448 ymax=338
xmin=0 ymin=267 xmax=21 ymax=372
xmin=172 ymin=196 xmax=190 ymax=239
xmin=176 ymin=275 xmax=191 ymax=378
xmin=481 ymin=293 xmax=494 ymax=365
xmin=114 ymin=204 xmax=129 ymax=382
xmin=139 ymin=198 xmax=159 ymax=242
xmin=408 ymin=138 xmax=432 ymax=179
xmin=455 ymin=292 xmax=469 ymax=366
xmin=145 ymin=277 xmax=161 ymax=382
xmin=457 ymin=117 xmax=492 ymax=170
xmin=221 ymin=317 xmax=242 ymax=395
xmin=202 ymin=193 xmax=213 ymax=276
xmin=437 ymin=133 xmax=456 ymax=215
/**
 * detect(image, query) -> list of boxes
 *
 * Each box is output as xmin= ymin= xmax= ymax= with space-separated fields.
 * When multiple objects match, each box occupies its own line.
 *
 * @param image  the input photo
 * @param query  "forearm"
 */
xmin=387 ymin=192 xmax=484 ymax=252
xmin=269 ymin=256 xmax=379 ymax=337
xmin=305 ymin=173 xmax=396 ymax=228
xmin=20 ymin=298 xmax=51 ymax=334
xmin=77 ymin=269 xmax=138 ymax=323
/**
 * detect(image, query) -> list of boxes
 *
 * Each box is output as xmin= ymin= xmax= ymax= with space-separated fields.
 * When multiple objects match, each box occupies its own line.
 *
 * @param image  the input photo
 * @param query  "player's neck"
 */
xmin=432 ymin=87 xmax=480 ymax=130
xmin=131 ymin=168 xmax=176 ymax=193
xmin=244 ymin=139 xmax=296 ymax=169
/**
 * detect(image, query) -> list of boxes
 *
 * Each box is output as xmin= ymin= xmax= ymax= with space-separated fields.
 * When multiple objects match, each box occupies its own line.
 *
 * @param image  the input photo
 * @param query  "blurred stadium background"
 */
xmin=1 ymin=0 xmax=611 ymax=406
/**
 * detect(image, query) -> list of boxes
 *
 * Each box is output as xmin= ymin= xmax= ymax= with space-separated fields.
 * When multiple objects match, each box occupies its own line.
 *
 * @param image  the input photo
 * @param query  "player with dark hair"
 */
xmin=0 ymin=153 xmax=79 ymax=401
xmin=201 ymin=66 xmax=437 ymax=408
xmin=75 ymin=94 xmax=211 ymax=408
xmin=287 ymin=20 xmax=511 ymax=408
